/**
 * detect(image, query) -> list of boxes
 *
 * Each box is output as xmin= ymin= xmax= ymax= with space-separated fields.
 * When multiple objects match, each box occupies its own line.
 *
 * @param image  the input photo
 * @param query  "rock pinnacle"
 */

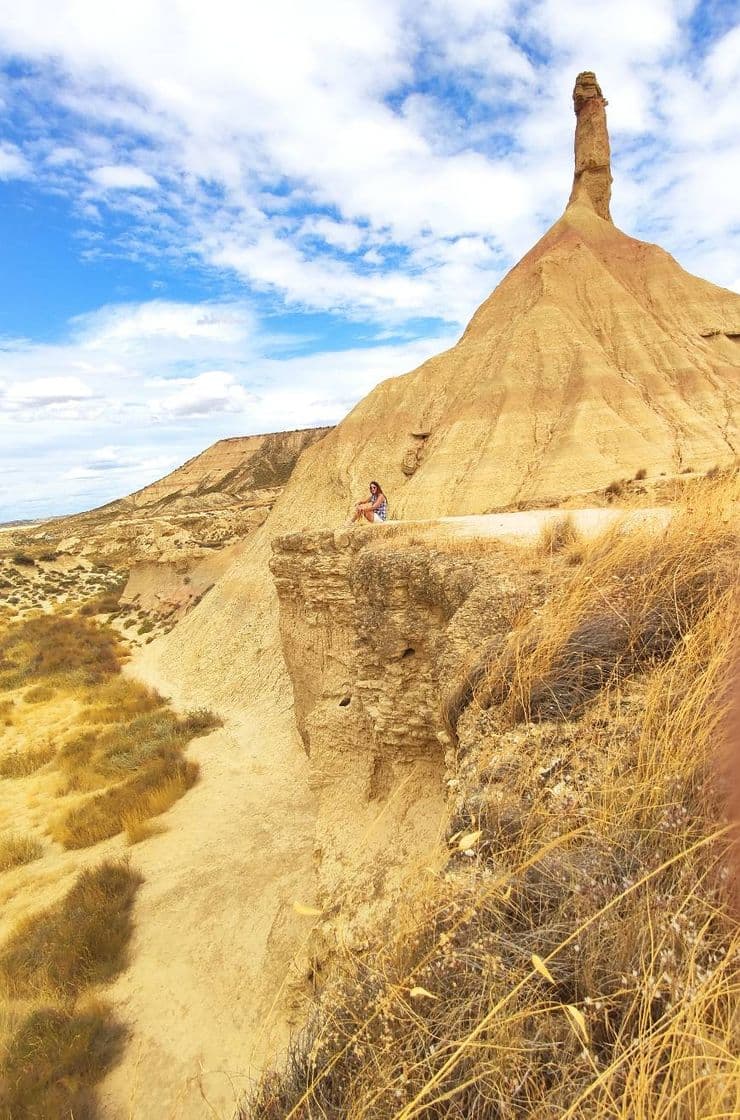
xmin=567 ymin=71 xmax=613 ymax=222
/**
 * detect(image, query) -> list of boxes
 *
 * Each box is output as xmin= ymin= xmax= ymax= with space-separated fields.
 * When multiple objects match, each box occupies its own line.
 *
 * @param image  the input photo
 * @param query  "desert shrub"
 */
xmin=37 ymin=550 xmax=58 ymax=563
xmin=0 ymin=1002 xmax=125 ymax=1120
xmin=633 ymin=467 xmax=647 ymax=480
xmin=0 ymin=860 xmax=142 ymax=1000
xmin=79 ymin=594 xmax=121 ymax=617
xmin=0 ymin=614 xmax=123 ymax=690
xmin=137 ymin=619 xmax=155 ymax=635
xmin=603 ymin=479 xmax=623 ymax=499
xmin=181 ymin=708 xmax=222 ymax=735
xmin=0 ymin=743 xmax=56 ymax=778
xmin=0 ymin=833 xmax=43 ymax=872
xmin=10 ymin=553 xmax=34 ymax=567
xmin=52 ymin=759 xmax=199 ymax=848
xmin=23 ymin=683 xmax=55 ymax=704
xmin=536 ymin=514 xmax=580 ymax=556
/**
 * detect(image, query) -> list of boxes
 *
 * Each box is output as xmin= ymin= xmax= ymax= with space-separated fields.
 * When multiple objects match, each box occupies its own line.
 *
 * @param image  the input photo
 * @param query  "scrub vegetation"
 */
xmin=0 ymin=583 xmax=221 ymax=1118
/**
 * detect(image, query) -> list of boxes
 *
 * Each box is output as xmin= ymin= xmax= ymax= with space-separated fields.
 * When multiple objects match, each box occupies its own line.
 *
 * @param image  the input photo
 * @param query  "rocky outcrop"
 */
xmin=269 ymin=529 xmax=542 ymax=941
xmin=258 ymin=73 xmax=739 ymax=530
xmin=568 ymin=70 xmax=612 ymax=221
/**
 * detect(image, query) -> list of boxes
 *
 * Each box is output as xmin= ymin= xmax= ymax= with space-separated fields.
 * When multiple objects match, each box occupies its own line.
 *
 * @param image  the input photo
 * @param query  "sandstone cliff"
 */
xmin=268 ymin=527 xmax=551 ymax=948
xmin=262 ymin=72 xmax=739 ymax=527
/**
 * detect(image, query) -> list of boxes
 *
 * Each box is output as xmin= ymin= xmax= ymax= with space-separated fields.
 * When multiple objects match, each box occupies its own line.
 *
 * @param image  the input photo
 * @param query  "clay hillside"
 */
xmin=269 ymin=71 xmax=739 ymax=526
xmin=21 ymin=426 xmax=331 ymax=565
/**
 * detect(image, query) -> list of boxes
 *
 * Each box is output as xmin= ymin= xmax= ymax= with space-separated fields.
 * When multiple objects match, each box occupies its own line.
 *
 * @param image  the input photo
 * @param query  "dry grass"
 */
xmin=480 ymin=487 xmax=737 ymax=724
xmin=0 ymin=613 xmax=124 ymax=691
xmin=0 ymin=859 xmax=142 ymax=1001
xmin=242 ymin=476 xmax=739 ymax=1120
xmin=0 ymin=833 xmax=43 ymax=872
xmin=123 ymin=814 xmax=166 ymax=845
xmin=535 ymin=514 xmax=581 ymax=557
xmin=0 ymin=583 xmax=217 ymax=1115
xmin=0 ymin=860 xmax=140 ymax=1119
xmin=52 ymin=759 xmax=199 ymax=848
xmin=0 ymin=1001 xmax=125 ymax=1120
xmin=49 ymin=693 xmax=219 ymax=847
xmin=0 ymin=742 xmax=56 ymax=778
xmin=23 ymin=683 xmax=56 ymax=704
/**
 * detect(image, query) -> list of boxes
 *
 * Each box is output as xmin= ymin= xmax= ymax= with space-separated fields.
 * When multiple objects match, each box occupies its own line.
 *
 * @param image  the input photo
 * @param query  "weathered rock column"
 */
xmin=567 ymin=70 xmax=613 ymax=221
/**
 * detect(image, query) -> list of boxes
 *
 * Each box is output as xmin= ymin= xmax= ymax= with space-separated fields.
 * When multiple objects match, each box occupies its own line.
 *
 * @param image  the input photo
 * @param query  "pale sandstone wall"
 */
xmin=269 ymin=530 xmax=537 ymax=949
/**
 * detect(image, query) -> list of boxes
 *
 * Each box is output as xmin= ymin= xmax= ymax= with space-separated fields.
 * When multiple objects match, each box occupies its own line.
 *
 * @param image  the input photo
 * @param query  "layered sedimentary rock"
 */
xmin=269 ymin=529 xmax=544 ymax=937
xmin=265 ymin=73 xmax=739 ymax=527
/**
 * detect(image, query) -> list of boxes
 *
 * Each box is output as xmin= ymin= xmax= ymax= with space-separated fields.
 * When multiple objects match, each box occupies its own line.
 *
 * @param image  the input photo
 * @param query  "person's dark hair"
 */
xmin=369 ymin=480 xmax=383 ymax=492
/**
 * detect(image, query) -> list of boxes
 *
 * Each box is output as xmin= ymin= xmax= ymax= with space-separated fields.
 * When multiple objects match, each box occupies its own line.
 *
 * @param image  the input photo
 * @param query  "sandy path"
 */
xmin=404 ymin=506 xmax=673 ymax=541
xmin=98 ymin=655 xmax=316 ymax=1120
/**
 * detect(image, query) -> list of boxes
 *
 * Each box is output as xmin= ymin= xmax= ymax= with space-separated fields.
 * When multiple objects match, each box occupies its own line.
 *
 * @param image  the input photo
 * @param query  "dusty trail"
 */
xmin=98 ymin=644 xmax=316 ymax=1120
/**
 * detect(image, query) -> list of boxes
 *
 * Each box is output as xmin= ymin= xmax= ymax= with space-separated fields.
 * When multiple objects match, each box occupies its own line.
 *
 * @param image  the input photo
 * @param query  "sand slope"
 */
xmin=98 ymin=616 xmax=316 ymax=1120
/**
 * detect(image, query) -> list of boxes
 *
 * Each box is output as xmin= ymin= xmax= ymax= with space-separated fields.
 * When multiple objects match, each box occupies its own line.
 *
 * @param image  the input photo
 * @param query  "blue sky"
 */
xmin=1 ymin=0 xmax=739 ymax=520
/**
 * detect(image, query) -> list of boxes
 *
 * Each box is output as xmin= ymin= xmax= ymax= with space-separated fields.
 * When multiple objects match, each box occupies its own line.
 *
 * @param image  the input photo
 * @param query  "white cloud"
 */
xmin=89 ymin=164 xmax=158 ymax=190
xmin=0 ymin=0 xmax=737 ymax=320
xmin=151 ymin=369 xmax=254 ymax=418
xmin=0 ymin=141 xmax=31 ymax=179
xmin=5 ymin=375 xmax=94 ymax=406
xmin=0 ymin=1 xmax=738 ymax=519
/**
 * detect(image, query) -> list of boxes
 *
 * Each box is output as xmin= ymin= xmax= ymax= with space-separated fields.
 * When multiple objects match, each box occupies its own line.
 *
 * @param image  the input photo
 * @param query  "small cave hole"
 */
xmin=338 ymin=696 xmax=351 ymax=707
xmin=402 ymin=647 xmax=416 ymax=659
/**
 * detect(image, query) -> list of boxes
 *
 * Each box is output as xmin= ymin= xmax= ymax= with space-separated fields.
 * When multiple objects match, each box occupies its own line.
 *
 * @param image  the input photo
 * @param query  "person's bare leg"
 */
xmin=362 ymin=509 xmax=374 ymax=522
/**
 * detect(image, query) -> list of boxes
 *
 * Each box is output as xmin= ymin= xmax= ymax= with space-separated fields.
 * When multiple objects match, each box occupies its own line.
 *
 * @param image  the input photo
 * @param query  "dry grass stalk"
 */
xmin=0 ymin=833 xmax=43 ymax=872
xmin=0 ymin=860 xmax=142 ymax=1001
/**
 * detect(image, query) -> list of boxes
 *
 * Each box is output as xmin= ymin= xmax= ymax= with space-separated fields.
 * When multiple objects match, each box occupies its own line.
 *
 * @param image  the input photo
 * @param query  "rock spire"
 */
xmin=567 ymin=71 xmax=613 ymax=222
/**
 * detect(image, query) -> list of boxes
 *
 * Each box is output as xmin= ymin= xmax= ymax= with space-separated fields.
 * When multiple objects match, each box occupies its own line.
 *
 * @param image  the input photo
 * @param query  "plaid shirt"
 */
xmin=372 ymin=493 xmax=388 ymax=520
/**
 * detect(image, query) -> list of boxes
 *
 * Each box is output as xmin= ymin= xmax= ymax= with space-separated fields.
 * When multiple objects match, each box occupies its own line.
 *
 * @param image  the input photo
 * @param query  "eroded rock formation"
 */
xmin=269 ymin=529 xmax=546 ymax=943
xmin=261 ymin=73 xmax=739 ymax=525
xmin=568 ymin=70 xmax=613 ymax=221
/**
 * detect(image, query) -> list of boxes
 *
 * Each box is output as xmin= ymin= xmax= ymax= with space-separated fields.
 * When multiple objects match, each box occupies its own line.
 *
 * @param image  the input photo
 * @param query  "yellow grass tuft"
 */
xmin=0 ymin=833 xmax=43 ymax=872
xmin=535 ymin=513 xmax=581 ymax=557
xmin=51 ymin=759 xmax=199 ymax=849
xmin=0 ymin=1000 xmax=126 ymax=1120
xmin=0 ymin=859 xmax=142 ymax=1001
xmin=0 ymin=742 xmax=56 ymax=778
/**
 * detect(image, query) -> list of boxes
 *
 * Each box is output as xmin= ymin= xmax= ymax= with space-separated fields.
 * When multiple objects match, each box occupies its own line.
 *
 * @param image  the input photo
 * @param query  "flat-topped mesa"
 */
xmin=567 ymin=71 xmax=613 ymax=222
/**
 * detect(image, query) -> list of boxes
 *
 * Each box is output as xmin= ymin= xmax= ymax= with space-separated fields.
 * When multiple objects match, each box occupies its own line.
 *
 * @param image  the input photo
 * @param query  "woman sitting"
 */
xmin=349 ymin=480 xmax=388 ymax=524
